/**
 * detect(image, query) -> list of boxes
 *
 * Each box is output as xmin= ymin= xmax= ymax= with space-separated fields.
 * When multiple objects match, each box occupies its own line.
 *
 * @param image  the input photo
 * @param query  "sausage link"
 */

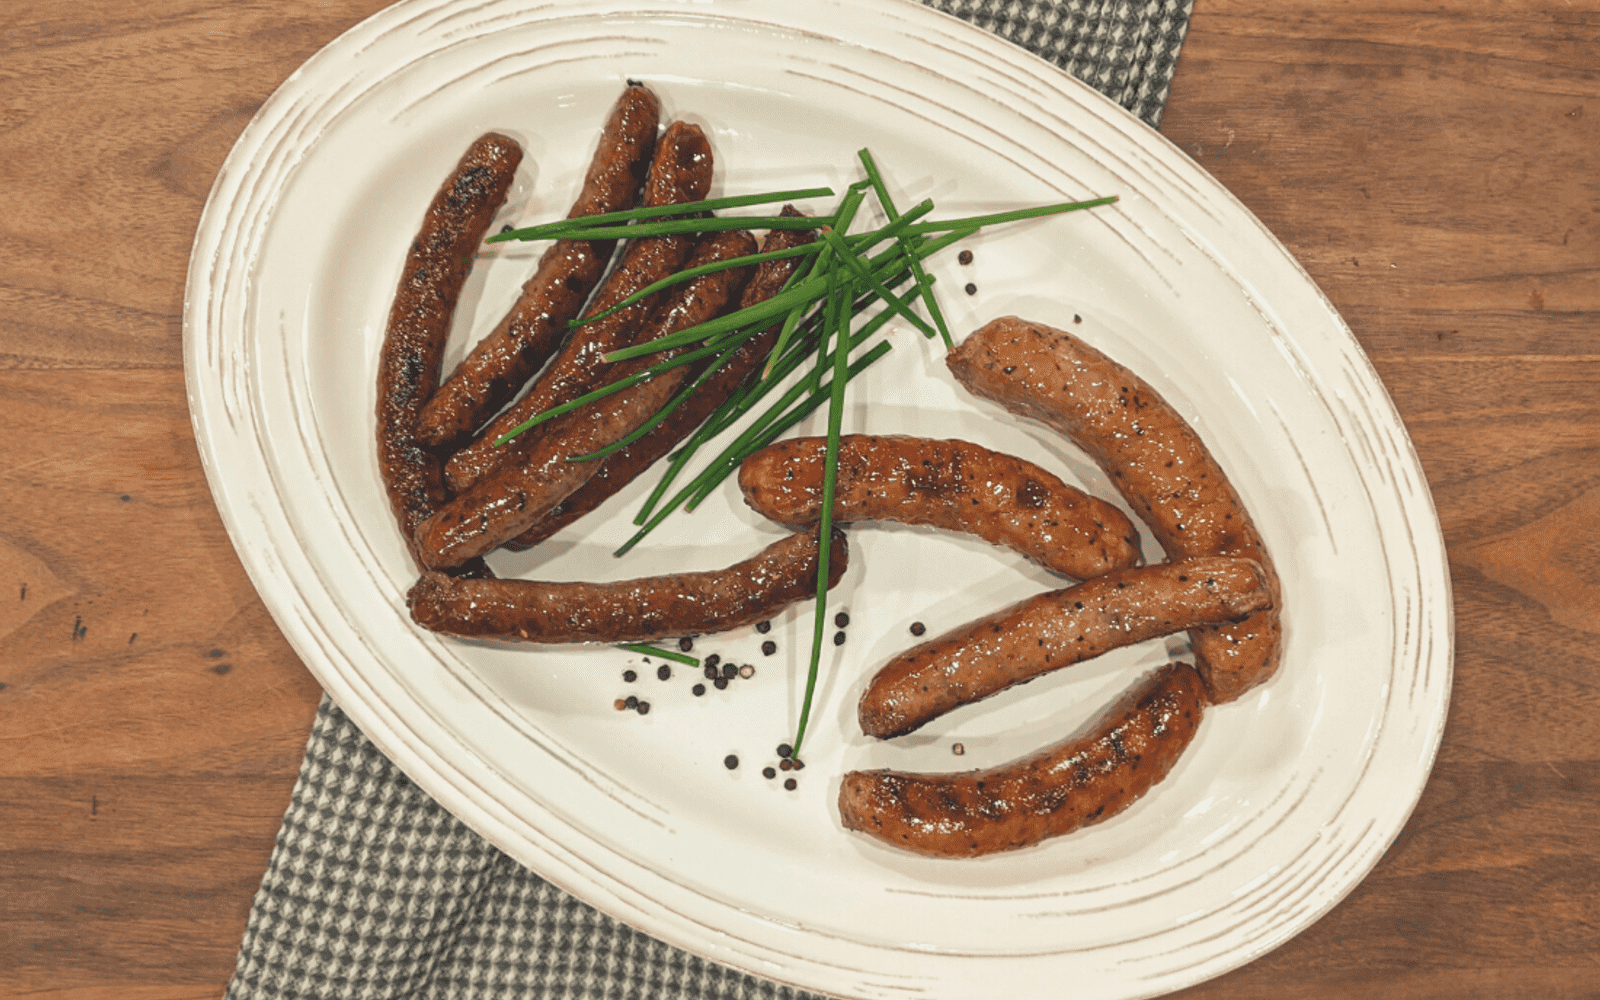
xmin=376 ymin=132 xmax=521 ymax=568
xmin=838 ymin=661 xmax=1208 ymax=858
xmin=738 ymin=435 xmax=1142 ymax=581
xmin=506 ymin=208 xmax=817 ymax=550
xmin=859 ymin=557 xmax=1269 ymax=738
xmin=443 ymin=120 xmax=715 ymax=493
xmin=946 ymin=317 xmax=1283 ymax=702
xmin=414 ymin=230 xmax=757 ymax=568
xmin=417 ymin=84 xmax=662 ymax=449
xmin=408 ymin=526 xmax=848 ymax=643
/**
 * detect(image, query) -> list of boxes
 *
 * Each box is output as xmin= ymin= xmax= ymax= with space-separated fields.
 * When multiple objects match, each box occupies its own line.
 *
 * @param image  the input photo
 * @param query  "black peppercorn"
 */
xmin=656 ymin=664 xmax=671 ymax=681
xmin=636 ymin=701 xmax=650 ymax=715
xmin=763 ymin=766 xmax=776 ymax=779
xmin=755 ymin=620 xmax=771 ymax=634
xmin=832 ymin=630 xmax=845 ymax=646
xmin=784 ymin=778 xmax=797 ymax=790
xmin=625 ymin=695 xmax=639 ymax=710
xmin=677 ymin=637 xmax=693 ymax=652
xmin=692 ymin=683 xmax=706 ymax=697
xmin=714 ymin=677 xmax=729 ymax=690
xmin=724 ymin=754 xmax=739 ymax=770
xmin=704 ymin=653 xmax=720 ymax=668
xmin=761 ymin=640 xmax=777 ymax=656
xmin=792 ymin=758 xmax=806 ymax=771
xmin=834 ymin=611 xmax=850 ymax=628
xmin=779 ymin=758 xmax=793 ymax=771
xmin=721 ymin=662 xmax=737 ymax=680
xmin=622 ymin=669 xmax=637 ymax=683
xmin=777 ymin=743 xmax=792 ymax=758
xmin=703 ymin=663 xmax=719 ymax=680
xmin=958 ymin=249 xmax=973 ymax=265
xmin=910 ymin=621 xmax=926 ymax=636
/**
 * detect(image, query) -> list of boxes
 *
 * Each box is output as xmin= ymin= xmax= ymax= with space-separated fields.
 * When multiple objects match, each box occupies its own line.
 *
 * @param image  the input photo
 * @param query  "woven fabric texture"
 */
xmin=227 ymin=3 xmax=1193 ymax=997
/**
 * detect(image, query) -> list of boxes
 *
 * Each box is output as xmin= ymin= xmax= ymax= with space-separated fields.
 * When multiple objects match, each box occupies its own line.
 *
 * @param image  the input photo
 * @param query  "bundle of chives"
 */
xmin=483 ymin=150 xmax=1116 ymax=760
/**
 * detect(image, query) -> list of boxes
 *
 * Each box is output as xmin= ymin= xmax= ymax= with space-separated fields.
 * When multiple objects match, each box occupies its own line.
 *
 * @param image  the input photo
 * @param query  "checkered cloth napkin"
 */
xmin=225 ymin=2 xmax=1193 ymax=996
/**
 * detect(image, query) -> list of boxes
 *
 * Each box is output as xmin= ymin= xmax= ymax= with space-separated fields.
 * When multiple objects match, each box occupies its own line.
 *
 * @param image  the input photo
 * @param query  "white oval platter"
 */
xmin=184 ymin=2 xmax=1453 ymax=998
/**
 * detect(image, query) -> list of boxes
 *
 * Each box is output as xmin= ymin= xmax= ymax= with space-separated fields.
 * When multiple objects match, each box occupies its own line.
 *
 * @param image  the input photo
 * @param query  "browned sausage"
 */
xmin=416 ymin=84 xmax=662 ymax=450
xmin=505 ymin=207 xmax=817 ymax=550
xmin=376 ymin=132 xmax=521 ymax=568
xmin=443 ymin=120 xmax=716 ymax=494
xmin=946 ymin=317 xmax=1283 ymax=702
xmin=838 ymin=661 xmax=1208 ymax=858
xmin=858 ymin=557 xmax=1269 ymax=739
xmin=413 ymin=230 xmax=757 ymax=568
xmin=737 ymin=435 xmax=1142 ymax=581
xmin=408 ymin=526 xmax=847 ymax=643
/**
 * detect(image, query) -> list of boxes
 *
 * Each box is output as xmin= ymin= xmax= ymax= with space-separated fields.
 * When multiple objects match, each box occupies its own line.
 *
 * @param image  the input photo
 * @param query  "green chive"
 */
xmin=487 ymin=187 xmax=836 ymax=242
xmin=614 ymin=642 xmax=700 ymax=666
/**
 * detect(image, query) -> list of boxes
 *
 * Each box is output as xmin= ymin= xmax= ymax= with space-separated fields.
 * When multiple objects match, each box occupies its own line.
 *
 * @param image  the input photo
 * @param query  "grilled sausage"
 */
xmin=408 ymin=526 xmax=848 ymax=643
xmin=376 ymin=132 xmax=521 ymax=568
xmin=946 ymin=317 xmax=1283 ymax=702
xmin=858 ymin=557 xmax=1269 ymax=739
xmin=505 ymin=207 xmax=817 ymax=550
xmin=416 ymin=84 xmax=662 ymax=449
xmin=737 ymin=435 xmax=1142 ymax=581
xmin=443 ymin=120 xmax=716 ymax=493
xmin=414 ymin=230 xmax=757 ymax=568
xmin=838 ymin=661 xmax=1207 ymax=858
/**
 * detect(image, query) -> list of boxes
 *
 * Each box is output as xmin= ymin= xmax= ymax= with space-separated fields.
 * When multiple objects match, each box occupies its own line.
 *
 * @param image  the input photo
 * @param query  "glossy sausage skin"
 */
xmin=444 ymin=120 xmax=716 ymax=493
xmin=414 ymin=231 xmax=757 ymax=569
xmin=859 ymin=557 xmax=1269 ymax=739
xmin=506 ymin=208 xmax=816 ymax=550
xmin=946 ymin=317 xmax=1283 ymax=702
xmin=417 ymin=84 xmax=662 ymax=449
xmin=376 ymin=132 xmax=521 ymax=568
xmin=408 ymin=527 xmax=848 ymax=643
xmin=838 ymin=661 xmax=1207 ymax=858
xmin=738 ymin=435 xmax=1142 ymax=581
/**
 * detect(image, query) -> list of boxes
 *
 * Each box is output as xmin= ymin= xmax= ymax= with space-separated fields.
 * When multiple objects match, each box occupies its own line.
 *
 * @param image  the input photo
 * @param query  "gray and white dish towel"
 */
xmin=225 ymin=2 xmax=1194 ymax=997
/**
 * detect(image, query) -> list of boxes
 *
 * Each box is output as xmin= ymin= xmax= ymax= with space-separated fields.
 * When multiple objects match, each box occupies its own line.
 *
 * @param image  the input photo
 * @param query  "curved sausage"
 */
xmin=408 ymin=526 xmax=848 ymax=643
xmin=858 ymin=557 xmax=1269 ymax=739
xmin=838 ymin=661 xmax=1207 ymax=858
xmin=737 ymin=435 xmax=1142 ymax=581
xmin=506 ymin=207 xmax=817 ymax=550
xmin=946 ymin=317 xmax=1283 ymax=702
xmin=376 ymin=132 xmax=521 ymax=568
xmin=413 ymin=230 xmax=757 ymax=569
xmin=417 ymin=84 xmax=662 ymax=449
xmin=443 ymin=120 xmax=716 ymax=494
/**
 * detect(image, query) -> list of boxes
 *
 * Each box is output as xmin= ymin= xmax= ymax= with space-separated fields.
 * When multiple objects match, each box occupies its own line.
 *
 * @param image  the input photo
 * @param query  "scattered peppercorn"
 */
xmin=910 ymin=621 xmax=926 ymax=636
xmin=724 ymin=754 xmax=739 ymax=770
xmin=703 ymin=663 xmax=719 ymax=680
xmin=833 ymin=630 xmax=846 ymax=646
xmin=705 ymin=653 xmax=721 ymax=669
xmin=721 ymin=662 xmax=737 ymax=680
xmin=755 ymin=620 xmax=771 ymax=634
xmin=952 ymin=742 xmax=965 ymax=756
xmin=625 ymin=695 xmax=639 ymax=710
xmin=761 ymin=640 xmax=777 ymax=656
xmin=622 ymin=669 xmax=637 ymax=683
xmin=613 ymin=698 xmax=627 ymax=711
xmin=1073 ymin=314 xmax=1083 ymax=324
xmin=964 ymin=282 xmax=977 ymax=295
xmin=656 ymin=664 xmax=672 ymax=681
xmin=779 ymin=758 xmax=794 ymax=771
xmin=834 ymin=611 xmax=850 ymax=628
xmin=763 ymin=766 xmax=777 ymax=779
xmin=500 ymin=223 xmax=515 ymax=234
xmin=792 ymin=758 xmax=806 ymax=771
xmin=677 ymin=637 xmax=693 ymax=652
xmin=714 ymin=677 xmax=729 ymax=690
xmin=958 ymin=249 xmax=973 ymax=265
xmin=636 ymin=701 xmax=651 ymax=715
xmin=738 ymin=664 xmax=754 ymax=679
xmin=777 ymin=743 xmax=793 ymax=758
xmin=692 ymin=683 xmax=706 ymax=696
xmin=784 ymin=778 xmax=797 ymax=790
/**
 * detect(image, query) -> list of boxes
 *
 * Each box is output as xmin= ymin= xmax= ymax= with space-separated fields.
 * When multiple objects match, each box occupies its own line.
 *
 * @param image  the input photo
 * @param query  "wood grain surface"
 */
xmin=2 ymin=1 xmax=1596 ymax=998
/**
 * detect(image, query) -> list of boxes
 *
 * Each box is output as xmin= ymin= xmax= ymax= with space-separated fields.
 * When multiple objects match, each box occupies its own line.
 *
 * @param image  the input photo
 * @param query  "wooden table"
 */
xmin=3 ymin=1 xmax=1596 ymax=997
